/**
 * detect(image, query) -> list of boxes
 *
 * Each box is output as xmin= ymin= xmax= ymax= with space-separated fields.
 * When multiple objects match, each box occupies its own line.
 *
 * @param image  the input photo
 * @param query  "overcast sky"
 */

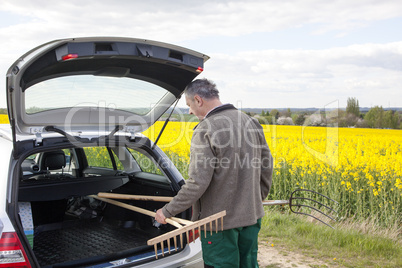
xmin=1 ymin=0 xmax=401 ymax=109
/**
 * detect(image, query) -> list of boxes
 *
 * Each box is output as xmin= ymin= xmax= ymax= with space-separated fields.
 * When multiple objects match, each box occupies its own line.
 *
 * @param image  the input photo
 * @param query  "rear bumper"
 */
xmin=132 ymin=239 xmax=203 ymax=268
xmin=88 ymin=239 xmax=203 ymax=268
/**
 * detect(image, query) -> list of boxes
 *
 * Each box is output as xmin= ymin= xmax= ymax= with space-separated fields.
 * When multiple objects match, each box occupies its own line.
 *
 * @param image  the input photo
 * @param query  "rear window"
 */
xmin=24 ymin=75 xmax=169 ymax=115
xmin=83 ymin=147 xmax=123 ymax=170
xmin=128 ymin=148 xmax=163 ymax=175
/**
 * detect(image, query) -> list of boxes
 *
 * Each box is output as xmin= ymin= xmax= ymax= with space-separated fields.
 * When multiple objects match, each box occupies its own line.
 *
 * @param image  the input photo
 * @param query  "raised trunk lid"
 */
xmin=7 ymin=37 xmax=208 ymax=145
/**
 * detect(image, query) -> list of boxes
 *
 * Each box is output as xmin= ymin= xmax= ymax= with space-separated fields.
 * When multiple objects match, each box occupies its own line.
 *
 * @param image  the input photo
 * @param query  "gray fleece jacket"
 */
xmin=162 ymin=104 xmax=273 ymax=230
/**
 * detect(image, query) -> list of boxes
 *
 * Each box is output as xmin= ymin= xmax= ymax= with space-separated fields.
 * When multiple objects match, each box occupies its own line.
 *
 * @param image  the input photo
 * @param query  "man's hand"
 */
xmin=155 ymin=208 xmax=167 ymax=224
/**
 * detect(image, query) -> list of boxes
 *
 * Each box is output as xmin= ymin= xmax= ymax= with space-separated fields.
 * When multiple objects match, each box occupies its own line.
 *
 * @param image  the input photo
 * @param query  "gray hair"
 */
xmin=185 ymin=78 xmax=220 ymax=100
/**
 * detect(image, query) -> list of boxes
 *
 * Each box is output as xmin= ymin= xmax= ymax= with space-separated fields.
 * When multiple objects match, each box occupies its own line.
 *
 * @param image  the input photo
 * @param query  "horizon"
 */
xmin=1 ymin=105 xmax=402 ymax=112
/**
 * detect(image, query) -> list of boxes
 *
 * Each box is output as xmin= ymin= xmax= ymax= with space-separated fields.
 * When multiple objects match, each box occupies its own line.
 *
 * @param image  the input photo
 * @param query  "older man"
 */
xmin=155 ymin=78 xmax=273 ymax=268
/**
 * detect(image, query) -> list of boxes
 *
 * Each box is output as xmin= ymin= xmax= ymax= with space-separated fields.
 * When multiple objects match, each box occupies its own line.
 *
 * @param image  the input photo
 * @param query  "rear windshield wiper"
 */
xmin=44 ymin=126 xmax=90 ymax=143
xmin=45 ymin=125 xmax=123 ymax=143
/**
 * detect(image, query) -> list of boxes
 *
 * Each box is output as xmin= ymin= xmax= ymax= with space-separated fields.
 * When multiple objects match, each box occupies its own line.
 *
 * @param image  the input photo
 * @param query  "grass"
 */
xmin=259 ymin=208 xmax=402 ymax=268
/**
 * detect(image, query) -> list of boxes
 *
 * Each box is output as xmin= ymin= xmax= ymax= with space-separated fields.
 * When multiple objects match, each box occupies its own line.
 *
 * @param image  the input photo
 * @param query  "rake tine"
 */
xmin=291 ymin=197 xmax=338 ymax=214
xmin=215 ymin=219 xmax=218 ymax=233
xmin=290 ymin=203 xmax=338 ymax=222
xmin=290 ymin=189 xmax=339 ymax=215
xmin=291 ymin=209 xmax=335 ymax=229
xmin=174 ymin=236 xmax=177 ymax=251
xmin=292 ymin=189 xmax=339 ymax=205
xmin=204 ymin=224 xmax=207 ymax=238
xmin=192 ymin=228 xmax=195 ymax=243
xmin=180 ymin=233 xmax=183 ymax=249
xmin=290 ymin=189 xmax=338 ymax=228
xmin=221 ymin=216 xmax=224 ymax=231
xmin=209 ymin=221 xmax=213 ymax=235
xmin=154 ymin=244 xmax=158 ymax=259
xmin=161 ymin=242 xmax=164 ymax=256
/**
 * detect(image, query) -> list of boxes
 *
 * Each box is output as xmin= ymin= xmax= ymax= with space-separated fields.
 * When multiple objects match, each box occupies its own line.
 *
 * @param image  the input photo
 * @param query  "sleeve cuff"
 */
xmin=162 ymin=205 xmax=174 ymax=218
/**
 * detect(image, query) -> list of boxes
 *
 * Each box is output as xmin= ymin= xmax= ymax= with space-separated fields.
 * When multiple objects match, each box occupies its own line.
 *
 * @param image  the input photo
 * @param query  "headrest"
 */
xmin=41 ymin=150 xmax=66 ymax=170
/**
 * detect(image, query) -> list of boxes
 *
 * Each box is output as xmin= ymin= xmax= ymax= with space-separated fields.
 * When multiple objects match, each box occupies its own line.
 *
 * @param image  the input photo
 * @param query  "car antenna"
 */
xmin=152 ymin=97 xmax=180 ymax=150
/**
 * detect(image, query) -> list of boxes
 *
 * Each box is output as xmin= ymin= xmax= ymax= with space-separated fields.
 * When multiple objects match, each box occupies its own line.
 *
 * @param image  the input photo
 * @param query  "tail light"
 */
xmin=187 ymin=229 xmax=200 ymax=243
xmin=0 ymin=232 xmax=31 ymax=268
xmin=61 ymin=53 xmax=78 ymax=61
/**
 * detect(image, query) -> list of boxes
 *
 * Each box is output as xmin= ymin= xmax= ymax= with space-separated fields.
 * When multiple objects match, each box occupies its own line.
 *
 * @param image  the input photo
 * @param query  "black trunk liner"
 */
xmin=33 ymin=221 xmax=152 ymax=267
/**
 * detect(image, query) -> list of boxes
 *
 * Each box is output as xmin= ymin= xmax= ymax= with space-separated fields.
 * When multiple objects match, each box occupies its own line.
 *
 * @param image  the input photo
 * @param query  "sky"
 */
xmin=0 ymin=0 xmax=401 ymax=109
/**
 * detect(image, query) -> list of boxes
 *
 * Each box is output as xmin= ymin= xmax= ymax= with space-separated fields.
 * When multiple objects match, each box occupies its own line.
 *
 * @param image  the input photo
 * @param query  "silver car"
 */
xmin=0 ymin=37 xmax=208 ymax=267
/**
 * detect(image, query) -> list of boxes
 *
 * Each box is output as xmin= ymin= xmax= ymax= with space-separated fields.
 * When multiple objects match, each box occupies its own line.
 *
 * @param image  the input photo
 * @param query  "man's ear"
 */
xmin=194 ymin=95 xmax=203 ymax=106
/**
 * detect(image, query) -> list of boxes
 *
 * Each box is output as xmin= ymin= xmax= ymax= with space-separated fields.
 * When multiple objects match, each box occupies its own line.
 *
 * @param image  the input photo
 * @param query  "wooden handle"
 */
xmin=90 ymin=195 xmax=192 ymax=226
xmin=98 ymin=192 xmax=174 ymax=202
xmin=91 ymin=195 xmax=157 ymax=217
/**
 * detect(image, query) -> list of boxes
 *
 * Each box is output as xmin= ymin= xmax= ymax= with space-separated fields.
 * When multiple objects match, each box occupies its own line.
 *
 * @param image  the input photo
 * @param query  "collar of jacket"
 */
xmin=193 ymin=104 xmax=237 ymax=130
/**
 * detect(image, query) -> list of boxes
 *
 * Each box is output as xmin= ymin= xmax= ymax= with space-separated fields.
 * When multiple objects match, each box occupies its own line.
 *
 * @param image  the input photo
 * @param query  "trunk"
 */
xmin=17 ymin=171 xmax=187 ymax=267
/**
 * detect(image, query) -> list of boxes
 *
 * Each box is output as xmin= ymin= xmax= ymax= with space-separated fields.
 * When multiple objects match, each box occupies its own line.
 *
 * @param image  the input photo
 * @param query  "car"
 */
xmin=0 ymin=37 xmax=209 ymax=268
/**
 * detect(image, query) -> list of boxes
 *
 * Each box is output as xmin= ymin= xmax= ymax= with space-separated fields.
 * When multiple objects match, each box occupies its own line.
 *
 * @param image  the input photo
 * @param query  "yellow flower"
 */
xmin=373 ymin=189 xmax=379 ymax=196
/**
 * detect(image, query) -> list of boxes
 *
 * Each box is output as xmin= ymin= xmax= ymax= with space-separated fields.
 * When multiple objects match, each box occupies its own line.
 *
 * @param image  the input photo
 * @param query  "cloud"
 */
xmin=0 ymin=0 xmax=402 ymax=108
xmin=2 ymin=0 xmax=402 ymax=54
xmin=2 ymin=0 xmax=402 ymax=42
xmin=203 ymin=42 xmax=402 ymax=108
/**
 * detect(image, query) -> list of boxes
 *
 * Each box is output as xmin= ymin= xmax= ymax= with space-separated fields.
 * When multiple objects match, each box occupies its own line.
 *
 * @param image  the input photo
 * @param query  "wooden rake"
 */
xmin=90 ymin=193 xmax=226 ymax=259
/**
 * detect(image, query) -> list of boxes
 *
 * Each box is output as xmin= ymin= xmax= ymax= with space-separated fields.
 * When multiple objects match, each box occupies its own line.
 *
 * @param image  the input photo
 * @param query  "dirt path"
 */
xmin=257 ymin=241 xmax=332 ymax=268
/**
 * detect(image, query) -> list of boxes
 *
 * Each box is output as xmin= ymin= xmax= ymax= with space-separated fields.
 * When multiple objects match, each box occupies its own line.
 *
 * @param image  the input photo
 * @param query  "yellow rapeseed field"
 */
xmin=0 ymin=114 xmax=8 ymax=124
xmin=145 ymin=121 xmax=401 ymax=225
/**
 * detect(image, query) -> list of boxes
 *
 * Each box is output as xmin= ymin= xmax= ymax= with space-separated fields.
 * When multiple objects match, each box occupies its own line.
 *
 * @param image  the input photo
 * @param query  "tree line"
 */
xmin=1 ymin=101 xmax=401 ymax=129
xmin=249 ymin=97 xmax=402 ymax=129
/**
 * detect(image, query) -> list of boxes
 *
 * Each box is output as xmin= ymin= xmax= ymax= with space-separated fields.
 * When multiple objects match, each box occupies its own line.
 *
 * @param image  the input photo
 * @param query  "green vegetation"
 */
xmin=253 ymin=99 xmax=402 ymax=129
xmin=260 ymin=208 xmax=402 ymax=268
xmin=346 ymin=97 xmax=360 ymax=117
xmin=364 ymin=106 xmax=401 ymax=129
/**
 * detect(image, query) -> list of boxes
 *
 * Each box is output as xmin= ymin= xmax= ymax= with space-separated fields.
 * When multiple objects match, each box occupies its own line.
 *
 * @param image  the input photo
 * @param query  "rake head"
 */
xmin=263 ymin=189 xmax=339 ymax=228
xmin=147 ymin=210 xmax=226 ymax=259
xmin=289 ymin=189 xmax=339 ymax=228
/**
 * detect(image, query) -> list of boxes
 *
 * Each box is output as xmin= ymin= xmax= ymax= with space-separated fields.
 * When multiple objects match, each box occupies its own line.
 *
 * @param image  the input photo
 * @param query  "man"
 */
xmin=155 ymin=78 xmax=273 ymax=268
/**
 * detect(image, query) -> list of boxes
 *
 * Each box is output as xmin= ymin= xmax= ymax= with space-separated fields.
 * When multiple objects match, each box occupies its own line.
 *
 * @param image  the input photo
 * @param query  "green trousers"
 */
xmin=200 ymin=218 xmax=261 ymax=268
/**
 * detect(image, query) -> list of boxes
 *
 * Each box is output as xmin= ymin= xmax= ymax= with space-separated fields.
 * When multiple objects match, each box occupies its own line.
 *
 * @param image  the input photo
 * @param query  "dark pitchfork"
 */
xmin=262 ymin=189 xmax=339 ymax=229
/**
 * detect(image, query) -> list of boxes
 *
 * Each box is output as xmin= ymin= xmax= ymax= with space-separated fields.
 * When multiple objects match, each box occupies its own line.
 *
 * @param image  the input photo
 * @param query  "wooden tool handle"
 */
xmin=98 ymin=192 xmax=174 ymax=202
xmin=97 ymin=193 xmax=286 ymax=218
xmin=90 ymin=195 xmax=192 ymax=227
